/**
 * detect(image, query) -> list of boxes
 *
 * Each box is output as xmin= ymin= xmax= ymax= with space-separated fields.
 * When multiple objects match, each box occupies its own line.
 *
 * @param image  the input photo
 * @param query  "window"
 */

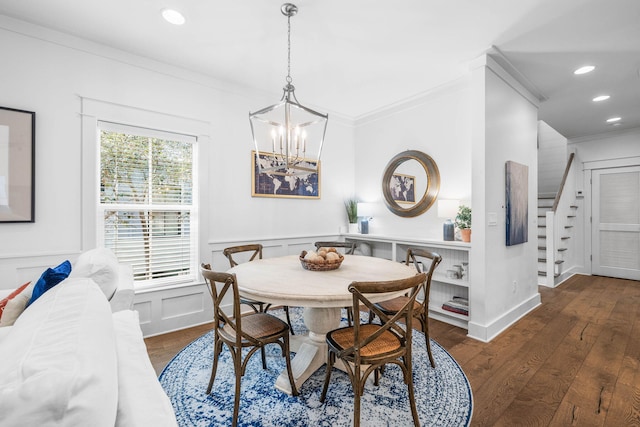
xmin=98 ymin=121 xmax=197 ymax=288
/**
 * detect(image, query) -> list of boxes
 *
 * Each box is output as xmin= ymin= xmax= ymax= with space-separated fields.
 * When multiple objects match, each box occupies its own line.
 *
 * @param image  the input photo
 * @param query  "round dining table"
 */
xmin=229 ymin=254 xmax=417 ymax=394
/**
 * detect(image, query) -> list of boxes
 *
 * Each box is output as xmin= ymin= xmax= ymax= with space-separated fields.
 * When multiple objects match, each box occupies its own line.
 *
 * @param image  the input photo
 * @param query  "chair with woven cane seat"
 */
xmin=320 ymin=272 xmax=427 ymax=427
xmin=200 ymin=266 xmax=298 ymax=427
xmin=371 ymin=248 xmax=442 ymax=368
xmin=223 ymin=244 xmax=294 ymax=334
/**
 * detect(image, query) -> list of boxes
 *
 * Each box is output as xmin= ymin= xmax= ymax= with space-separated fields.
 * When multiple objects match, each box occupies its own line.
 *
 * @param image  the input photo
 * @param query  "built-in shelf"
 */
xmin=343 ymin=233 xmax=471 ymax=329
xmin=432 ymin=273 xmax=469 ymax=288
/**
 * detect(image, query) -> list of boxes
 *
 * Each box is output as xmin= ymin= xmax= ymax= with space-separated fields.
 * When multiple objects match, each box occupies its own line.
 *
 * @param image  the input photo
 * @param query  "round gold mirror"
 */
xmin=382 ymin=150 xmax=440 ymax=217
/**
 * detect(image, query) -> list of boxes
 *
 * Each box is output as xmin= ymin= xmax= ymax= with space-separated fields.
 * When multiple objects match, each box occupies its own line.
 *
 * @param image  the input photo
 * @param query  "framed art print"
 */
xmin=0 ymin=106 xmax=35 ymax=222
xmin=389 ymin=173 xmax=415 ymax=204
xmin=251 ymin=151 xmax=320 ymax=199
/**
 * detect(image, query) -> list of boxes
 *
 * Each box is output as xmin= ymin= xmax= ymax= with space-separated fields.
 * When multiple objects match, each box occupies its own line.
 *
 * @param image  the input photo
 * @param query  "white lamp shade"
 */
xmin=438 ymin=199 xmax=459 ymax=219
xmin=357 ymin=202 xmax=375 ymax=217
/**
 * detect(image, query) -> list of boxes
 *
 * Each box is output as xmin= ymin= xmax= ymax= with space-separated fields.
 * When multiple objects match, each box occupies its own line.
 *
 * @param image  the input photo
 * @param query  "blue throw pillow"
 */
xmin=26 ymin=260 xmax=72 ymax=308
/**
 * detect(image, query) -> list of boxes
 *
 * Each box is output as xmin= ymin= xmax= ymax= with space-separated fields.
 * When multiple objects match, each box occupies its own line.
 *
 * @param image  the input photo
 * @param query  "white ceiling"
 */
xmin=1 ymin=0 xmax=639 ymax=139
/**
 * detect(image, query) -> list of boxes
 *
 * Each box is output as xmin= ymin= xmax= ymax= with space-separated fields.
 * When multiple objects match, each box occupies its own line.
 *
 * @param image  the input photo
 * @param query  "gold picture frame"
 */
xmin=251 ymin=151 xmax=320 ymax=199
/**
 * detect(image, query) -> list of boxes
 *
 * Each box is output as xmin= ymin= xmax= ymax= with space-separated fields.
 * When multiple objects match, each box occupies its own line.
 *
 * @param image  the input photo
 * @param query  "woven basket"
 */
xmin=299 ymin=250 xmax=344 ymax=271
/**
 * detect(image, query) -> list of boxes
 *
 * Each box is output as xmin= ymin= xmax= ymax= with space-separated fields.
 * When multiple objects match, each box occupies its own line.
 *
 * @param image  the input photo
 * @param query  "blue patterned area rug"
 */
xmin=160 ymin=308 xmax=473 ymax=427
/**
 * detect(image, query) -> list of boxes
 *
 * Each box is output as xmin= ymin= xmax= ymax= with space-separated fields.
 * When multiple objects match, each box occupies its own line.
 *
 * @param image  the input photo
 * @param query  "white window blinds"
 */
xmin=98 ymin=121 xmax=197 ymax=287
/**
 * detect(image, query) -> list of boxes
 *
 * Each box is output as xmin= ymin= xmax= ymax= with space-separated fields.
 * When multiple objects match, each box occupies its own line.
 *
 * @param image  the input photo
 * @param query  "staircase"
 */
xmin=537 ymin=195 xmax=578 ymax=284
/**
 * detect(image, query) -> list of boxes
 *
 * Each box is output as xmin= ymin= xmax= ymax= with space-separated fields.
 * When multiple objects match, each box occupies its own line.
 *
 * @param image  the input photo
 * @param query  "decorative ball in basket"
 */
xmin=299 ymin=247 xmax=344 ymax=271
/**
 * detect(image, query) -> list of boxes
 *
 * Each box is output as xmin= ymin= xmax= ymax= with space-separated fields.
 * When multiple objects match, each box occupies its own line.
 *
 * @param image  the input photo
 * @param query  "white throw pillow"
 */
xmin=69 ymin=247 xmax=120 ymax=300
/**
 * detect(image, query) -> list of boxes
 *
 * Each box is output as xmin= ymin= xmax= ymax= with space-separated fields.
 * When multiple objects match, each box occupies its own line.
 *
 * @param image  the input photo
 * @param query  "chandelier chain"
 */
xmin=286 ymin=13 xmax=292 ymax=84
xmin=249 ymin=3 xmax=327 ymax=177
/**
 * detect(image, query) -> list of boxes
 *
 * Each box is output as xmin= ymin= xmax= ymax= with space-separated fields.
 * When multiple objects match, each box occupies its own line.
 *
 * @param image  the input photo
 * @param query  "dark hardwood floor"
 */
xmin=145 ymin=274 xmax=640 ymax=426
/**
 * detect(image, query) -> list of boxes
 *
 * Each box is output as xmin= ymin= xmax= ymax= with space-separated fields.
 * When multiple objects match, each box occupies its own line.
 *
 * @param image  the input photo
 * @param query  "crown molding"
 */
xmin=353 ymin=77 xmax=470 ymax=127
xmin=568 ymin=125 xmax=640 ymax=144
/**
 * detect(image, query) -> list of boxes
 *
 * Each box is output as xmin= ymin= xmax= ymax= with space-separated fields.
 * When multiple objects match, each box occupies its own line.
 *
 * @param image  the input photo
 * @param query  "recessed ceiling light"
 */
xmin=574 ymin=65 xmax=595 ymax=75
xmin=162 ymin=9 xmax=185 ymax=25
xmin=606 ymin=117 xmax=621 ymax=123
xmin=592 ymin=95 xmax=610 ymax=102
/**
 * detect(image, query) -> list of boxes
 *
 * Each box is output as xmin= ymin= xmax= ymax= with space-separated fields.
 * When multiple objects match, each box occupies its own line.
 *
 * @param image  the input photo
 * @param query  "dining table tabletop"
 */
xmin=229 ymin=254 xmax=418 ymax=394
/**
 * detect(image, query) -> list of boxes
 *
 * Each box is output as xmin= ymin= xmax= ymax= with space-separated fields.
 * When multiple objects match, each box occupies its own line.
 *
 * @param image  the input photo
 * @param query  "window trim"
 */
xmin=80 ymin=97 xmax=209 ymax=290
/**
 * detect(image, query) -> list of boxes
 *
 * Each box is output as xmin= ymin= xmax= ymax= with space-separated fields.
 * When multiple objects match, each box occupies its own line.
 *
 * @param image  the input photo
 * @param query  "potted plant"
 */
xmin=455 ymin=205 xmax=472 ymax=242
xmin=345 ymin=198 xmax=359 ymax=233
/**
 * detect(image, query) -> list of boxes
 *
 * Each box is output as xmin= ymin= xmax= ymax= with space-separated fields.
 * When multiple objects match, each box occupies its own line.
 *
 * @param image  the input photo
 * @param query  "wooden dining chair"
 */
xmin=320 ymin=272 xmax=427 ymax=427
xmin=201 ymin=266 xmax=298 ymax=427
xmin=314 ymin=240 xmax=357 ymax=326
xmin=371 ymin=248 xmax=442 ymax=368
xmin=223 ymin=244 xmax=294 ymax=334
xmin=314 ymin=241 xmax=356 ymax=255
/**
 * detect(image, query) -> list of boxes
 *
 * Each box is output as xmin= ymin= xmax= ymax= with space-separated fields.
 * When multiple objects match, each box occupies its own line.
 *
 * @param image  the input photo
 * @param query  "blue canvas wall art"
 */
xmin=506 ymin=161 xmax=528 ymax=246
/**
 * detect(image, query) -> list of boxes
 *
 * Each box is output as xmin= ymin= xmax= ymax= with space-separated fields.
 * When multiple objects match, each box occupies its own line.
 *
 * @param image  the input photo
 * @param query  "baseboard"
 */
xmin=467 ymin=293 xmax=541 ymax=342
xmin=554 ymin=271 xmax=580 ymax=287
xmin=142 ymin=318 xmax=213 ymax=339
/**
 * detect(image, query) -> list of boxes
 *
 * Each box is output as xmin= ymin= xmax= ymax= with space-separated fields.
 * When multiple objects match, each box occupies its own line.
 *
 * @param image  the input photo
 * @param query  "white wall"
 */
xmin=0 ymin=17 xmax=356 ymax=335
xmin=0 ymin=16 xmax=555 ymax=340
xmin=467 ymin=56 xmax=541 ymax=342
xmin=569 ymin=128 xmax=640 ymax=164
xmin=353 ymin=81 xmax=472 ymax=240
xmin=538 ymin=120 xmax=567 ymax=197
xmin=349 ymin=55 xmax=543 ymax=342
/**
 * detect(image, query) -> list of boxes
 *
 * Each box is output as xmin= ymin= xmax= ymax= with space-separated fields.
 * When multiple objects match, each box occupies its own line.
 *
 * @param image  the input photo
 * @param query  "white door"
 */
xmin=592 ymin=166 xmax=640 ymax=280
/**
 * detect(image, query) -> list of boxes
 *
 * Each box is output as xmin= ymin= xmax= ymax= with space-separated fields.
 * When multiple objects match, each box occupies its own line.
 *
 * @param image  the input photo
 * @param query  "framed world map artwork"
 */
xmin=251 ymin=151 xmax=320 ymax=199
xmin=390 ymin=173 xmax=415 ymax=204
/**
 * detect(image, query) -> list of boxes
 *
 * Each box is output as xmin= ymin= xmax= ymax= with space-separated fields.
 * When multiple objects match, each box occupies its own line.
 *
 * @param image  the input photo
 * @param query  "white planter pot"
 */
xmin=348 ymin=223 xmax=359 ymax=234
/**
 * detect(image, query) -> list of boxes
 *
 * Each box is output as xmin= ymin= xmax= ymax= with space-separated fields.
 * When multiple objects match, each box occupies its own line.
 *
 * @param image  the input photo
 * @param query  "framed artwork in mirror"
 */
xmin=0 ymin=106 xmax=35 ymax=223
xmin=390 ymin=173 xmax=415 ymax=204
xmin=251 ymin=151 xmax=320 ymax=199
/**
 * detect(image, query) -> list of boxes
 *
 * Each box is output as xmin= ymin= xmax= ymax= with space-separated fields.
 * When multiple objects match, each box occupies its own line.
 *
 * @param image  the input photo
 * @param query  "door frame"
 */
xmin=582 ymin=156 xmax=640 ymax=276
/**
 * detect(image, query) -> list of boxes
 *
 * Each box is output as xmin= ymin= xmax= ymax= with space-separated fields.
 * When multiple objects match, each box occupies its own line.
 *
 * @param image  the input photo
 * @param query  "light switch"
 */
xmin=488 ymin=212 xmax=498 ymax=226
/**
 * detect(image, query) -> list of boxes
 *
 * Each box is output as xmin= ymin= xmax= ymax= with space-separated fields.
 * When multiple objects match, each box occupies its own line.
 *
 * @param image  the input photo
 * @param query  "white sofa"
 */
xmin=0 ymin=251 xmax=177 ymax=427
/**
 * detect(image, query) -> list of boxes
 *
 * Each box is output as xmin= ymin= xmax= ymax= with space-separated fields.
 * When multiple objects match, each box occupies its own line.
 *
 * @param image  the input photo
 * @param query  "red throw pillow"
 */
xmin=0 ymin=282 xmax=30 ymax=321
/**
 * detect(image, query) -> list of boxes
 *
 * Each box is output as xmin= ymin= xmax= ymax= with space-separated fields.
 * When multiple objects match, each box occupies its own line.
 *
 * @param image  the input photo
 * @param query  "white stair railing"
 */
xmin=546 ymin=153 xmax=576 ymax=286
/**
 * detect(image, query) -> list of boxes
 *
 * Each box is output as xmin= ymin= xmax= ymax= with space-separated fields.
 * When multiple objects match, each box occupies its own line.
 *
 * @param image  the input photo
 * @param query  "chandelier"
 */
xmin=249 ymin=3 xmax=328 ymax=176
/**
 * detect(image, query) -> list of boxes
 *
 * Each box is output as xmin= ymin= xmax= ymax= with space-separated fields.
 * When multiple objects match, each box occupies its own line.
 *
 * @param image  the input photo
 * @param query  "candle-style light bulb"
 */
xmin=270 ymin=128 xmax=276 ymax=153
xmin=302 ymin=130 xmax=307 ymax=153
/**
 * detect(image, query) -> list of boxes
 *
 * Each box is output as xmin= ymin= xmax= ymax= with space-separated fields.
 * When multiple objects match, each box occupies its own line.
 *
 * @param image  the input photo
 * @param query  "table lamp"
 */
xmin=438 ymin=199 xmax=459 ymax=241
xmin=357 ymin=202 xmax=374 ymax=234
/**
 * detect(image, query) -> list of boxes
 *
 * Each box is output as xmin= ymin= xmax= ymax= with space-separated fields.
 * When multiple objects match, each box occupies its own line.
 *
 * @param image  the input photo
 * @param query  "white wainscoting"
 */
xmin=0 ymin=234 xmax=340 ymax=338
xmin=137 ymin=234 xmax=341 ymax=337
xmin=0 ymin=250 xmax=83 ymax=291
xmin=206 ymin=234 xmax=341 ymax=272
xmin=134 ymin=281 xmax=212 ymax=337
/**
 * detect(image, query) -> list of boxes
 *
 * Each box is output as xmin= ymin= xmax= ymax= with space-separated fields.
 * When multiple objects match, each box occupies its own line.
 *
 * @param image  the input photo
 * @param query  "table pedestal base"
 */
xmin=275 ymin=306 xmax=341 ymax=395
